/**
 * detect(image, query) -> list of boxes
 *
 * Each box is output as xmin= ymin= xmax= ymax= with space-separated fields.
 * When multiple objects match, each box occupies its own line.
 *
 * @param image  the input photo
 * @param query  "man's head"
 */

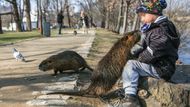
xmin=136 ymin=0 xmax=167 ymax=23
xmin=59 ymin=11 xmax=63 ymax=14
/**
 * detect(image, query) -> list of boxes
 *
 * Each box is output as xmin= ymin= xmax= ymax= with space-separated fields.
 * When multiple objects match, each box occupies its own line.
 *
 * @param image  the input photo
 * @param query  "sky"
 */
xmin=0 ymin=0 xmax=81 ymax=13
xmin=30 ymin=0 xmax=81 ymax=13
xmin=1 ymin=0 xmax=189 ymax=14
xmin=28 ymin=0 xmax=189 ymax=13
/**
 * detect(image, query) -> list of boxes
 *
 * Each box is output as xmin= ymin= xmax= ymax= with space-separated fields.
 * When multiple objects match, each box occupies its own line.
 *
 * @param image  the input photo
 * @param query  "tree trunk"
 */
xmin=101 ymin=20 xmax=105 ymax=28
xmin=12 ymin=1 xmax=22 ymax=32
xmin=18 ymin=0 xmax=24 ymax=31
xmin=0 ymin=15 xmax=3 ymax=34
xmin=90 ymin=16 xmax=93 ymax=28
xmin=132 ymin=0 xmax=141 ymax=31
xmin=0 ymin=12 xmax=13 ymax=33
xmin=105 ymin=10 xmax=110 ymax=29
xmin=5 ymin=0 xmax=22 ymax=31
xmin=36 ymin=0 xmax=39 ymax=28
xmin=39 ymin=0 xmax=43 ymax=35
xmin=11 ymin=9 xmax=14 ymax=31
xmin=115 ymin=0 xmax=123 ymax=33
xmin=138 ymin=65 xmax=190 ymax=107
xmin=56 ymin=0 xmax=59 ymax=14
xmin=24 ymin=0 xmax=32 ymax=31
xmin=66 ymin=6 xmax=71 ymax=28
xmin=121 ymin=2 xmax=130 ymax=34
xmin=132 ymin=14 xmax=140 ymax=31
xmin=65 ymin=0 xmax=71 ymax=28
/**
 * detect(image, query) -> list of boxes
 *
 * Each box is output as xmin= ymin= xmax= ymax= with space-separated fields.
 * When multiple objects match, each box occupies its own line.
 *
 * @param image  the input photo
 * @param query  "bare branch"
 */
xmin=4 ymin=0 xmax=14 ymax=4
xmin=0 ymin=12 xmax=13 ymax=15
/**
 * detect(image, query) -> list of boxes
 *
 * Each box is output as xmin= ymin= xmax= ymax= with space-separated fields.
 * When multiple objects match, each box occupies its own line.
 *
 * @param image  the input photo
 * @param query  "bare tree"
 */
xmin=166 ymin=0 xmax=189 ymax=30
xmin=132 ymin=0 xmax=141 ymax=31
xmin=48 ymin=0 xmax=61 ymax=14
xmin=65 ymin=0 xmax=71 ymax=27
xmin=5 ymin=0 xmax=22 ymax=32
xmin=0 ymin=16 xmax=2 ymax=34
xmin=24 ymin=0 xmax=31 ymax=31
xmin=115 ymin=0 xmax=124 ymax=33
xmin=17 ymin=0 xmax=25 ymax=31
xmin=106 ymin=0 xmax=117 ymax=29
xmin=36 ymin=0 xmax=39 ymax=28
xmin=89 ymin=0 xmax=107 ymax=28
xmin=121 ymin=0 xmax=135 ymax=34
xmin=56 ymin=0 xmax=59 ymax=14
xmin=39 ymin=0 xmax=43 ymax=34
xmin=0 ymin=12 xmax=13 ymax=34
xmin=41 ymin=0 xmax=50 ymax=22
xmin=82 ymin=0 xmax=96 ymax=28
xmin=105 ymin=10 xmax=110 ymax=29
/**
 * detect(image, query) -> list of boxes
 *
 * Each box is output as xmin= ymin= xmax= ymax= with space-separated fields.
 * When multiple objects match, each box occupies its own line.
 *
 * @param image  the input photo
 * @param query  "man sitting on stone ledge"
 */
xmin=121 ymin=0 xmax=180 ymax=107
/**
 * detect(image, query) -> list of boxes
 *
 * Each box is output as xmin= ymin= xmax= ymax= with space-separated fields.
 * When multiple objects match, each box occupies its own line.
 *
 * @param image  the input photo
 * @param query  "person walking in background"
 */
xmin=80 ymin=11 xmax=89 ymax=33
xmin=57 ymin=11 xmax=64 ymax=35
xmin=83 ymin=13 xmax=89 ymax=29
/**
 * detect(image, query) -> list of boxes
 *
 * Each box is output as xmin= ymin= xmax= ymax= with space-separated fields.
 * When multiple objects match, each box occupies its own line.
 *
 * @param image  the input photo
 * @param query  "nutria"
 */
xmin=86 ymin=30 xmax=141 ymax=95
xmin=39 ymin=50 xmax=93 ymax=76
xmin=48 ymin=30 xmax=141 ymax=96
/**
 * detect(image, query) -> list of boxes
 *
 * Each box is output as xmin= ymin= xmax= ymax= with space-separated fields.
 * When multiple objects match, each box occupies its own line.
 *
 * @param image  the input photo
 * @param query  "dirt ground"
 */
xmin=0 ymin=30 xmax=121 ymax=107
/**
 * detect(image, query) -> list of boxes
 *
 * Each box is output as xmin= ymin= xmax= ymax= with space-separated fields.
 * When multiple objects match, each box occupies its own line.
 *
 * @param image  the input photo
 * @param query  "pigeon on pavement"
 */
xmin=12 ymin=48 xmax=26 ymax=62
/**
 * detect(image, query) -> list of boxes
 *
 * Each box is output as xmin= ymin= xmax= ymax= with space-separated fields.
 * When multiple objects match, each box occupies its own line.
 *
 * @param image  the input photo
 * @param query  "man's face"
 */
xmin=138 ymin=13 xmax=158 ymax=24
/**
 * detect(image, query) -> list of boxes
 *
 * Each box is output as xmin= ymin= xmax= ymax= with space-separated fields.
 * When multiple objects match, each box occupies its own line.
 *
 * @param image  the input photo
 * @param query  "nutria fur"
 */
xmin=86 ymin=30 xmax=141 ymax=95
xmin=48 ymin=30 xmax=140 ymax=96
xmin=39 ymin=50 xmax=93 ymax=76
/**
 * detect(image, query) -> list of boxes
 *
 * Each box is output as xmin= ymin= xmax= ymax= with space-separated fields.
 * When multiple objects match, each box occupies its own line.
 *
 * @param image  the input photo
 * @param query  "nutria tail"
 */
xmin=86 ymin=65 xmax=93 ymax=71
xmin=47 ymin=90 xmax=96 ymax=98
xmin=79 ymin=64 xmax=93 ymax=72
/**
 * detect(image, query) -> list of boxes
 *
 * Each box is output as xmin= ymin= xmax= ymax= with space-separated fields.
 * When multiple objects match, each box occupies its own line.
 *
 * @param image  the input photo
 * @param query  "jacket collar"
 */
xmin=141 ymin=16 xmax=168 ymax=33
xmin=154 ymin=16 xmax=167 ymax=24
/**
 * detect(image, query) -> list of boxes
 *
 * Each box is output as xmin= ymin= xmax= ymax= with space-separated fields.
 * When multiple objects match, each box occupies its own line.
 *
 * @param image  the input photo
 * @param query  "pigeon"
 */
xmin=73 ymin=30 xmax=77 ymax=36
xmin=12 ymin=48 xmax=26 ymax=62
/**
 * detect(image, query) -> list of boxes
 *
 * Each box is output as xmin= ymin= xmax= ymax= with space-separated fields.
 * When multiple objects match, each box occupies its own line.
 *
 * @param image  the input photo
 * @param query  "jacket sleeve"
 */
xmin=138 ymin=28 xmax=169 ymax=63
xmin=130 ymin=34 xmax=146 ymax=57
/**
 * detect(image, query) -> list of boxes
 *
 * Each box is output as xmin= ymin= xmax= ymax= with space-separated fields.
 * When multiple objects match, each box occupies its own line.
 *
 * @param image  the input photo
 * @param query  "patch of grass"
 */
xmin=0 ymin=28 xmax=82 ymax=44
xmin=51 ymin=28 xmax=76 ymax=36
xmin=0 ymin=30 xmax=41 ymax=44
xmin=87 ymin=29 xmax=121 ymax=68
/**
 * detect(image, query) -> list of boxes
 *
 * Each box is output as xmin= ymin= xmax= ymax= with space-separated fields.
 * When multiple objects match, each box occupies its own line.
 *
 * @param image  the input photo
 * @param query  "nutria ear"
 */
xmin=128 ymin=35 xmax=134 ymax=41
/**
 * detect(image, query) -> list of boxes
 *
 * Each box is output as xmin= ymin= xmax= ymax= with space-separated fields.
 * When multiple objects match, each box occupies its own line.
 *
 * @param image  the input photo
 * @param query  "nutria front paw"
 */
xmin=51 ymin=74 xmax=57 ymax=76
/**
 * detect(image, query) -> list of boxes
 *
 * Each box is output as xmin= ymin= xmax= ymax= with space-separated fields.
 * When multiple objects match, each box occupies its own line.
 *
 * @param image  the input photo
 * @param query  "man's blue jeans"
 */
xmin=122 ymin=60 xmax=160 ymax=95
xmin=58 ymin=23 xmax=62 ymax=34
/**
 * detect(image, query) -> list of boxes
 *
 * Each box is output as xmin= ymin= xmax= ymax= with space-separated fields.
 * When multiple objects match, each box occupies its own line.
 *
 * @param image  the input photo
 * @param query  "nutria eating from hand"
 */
xmin=86 ymin=30 xmax=141 ymax=95
xmin=39 ymin=50 xmax=93 ymax=76
xmin=48 ymin=30 xmax=141 ymax=96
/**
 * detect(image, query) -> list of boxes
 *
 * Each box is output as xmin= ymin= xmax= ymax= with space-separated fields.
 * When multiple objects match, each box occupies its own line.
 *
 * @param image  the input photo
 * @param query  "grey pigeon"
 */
xmin=12 ymin=48 xmax=26 ymax=62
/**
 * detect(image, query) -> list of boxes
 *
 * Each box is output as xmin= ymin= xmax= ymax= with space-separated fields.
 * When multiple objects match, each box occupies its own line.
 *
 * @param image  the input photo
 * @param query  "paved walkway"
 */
xmin=0 ymin=32 xmax=98 ymax=107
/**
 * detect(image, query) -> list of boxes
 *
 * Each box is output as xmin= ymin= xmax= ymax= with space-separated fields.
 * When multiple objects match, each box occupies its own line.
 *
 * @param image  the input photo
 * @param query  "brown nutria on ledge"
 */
xmin=86 ymin=30 xmax=141 ymax=95
xmin=48 ymin=30 xmax=141 ymax=96
xmin=39 ymin=50 xmax=93 ymax=76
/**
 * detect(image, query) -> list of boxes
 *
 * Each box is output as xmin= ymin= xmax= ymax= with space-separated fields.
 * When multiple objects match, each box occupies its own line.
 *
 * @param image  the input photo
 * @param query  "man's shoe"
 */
xmin=120 ymin=94 xmax=141 ymax=107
